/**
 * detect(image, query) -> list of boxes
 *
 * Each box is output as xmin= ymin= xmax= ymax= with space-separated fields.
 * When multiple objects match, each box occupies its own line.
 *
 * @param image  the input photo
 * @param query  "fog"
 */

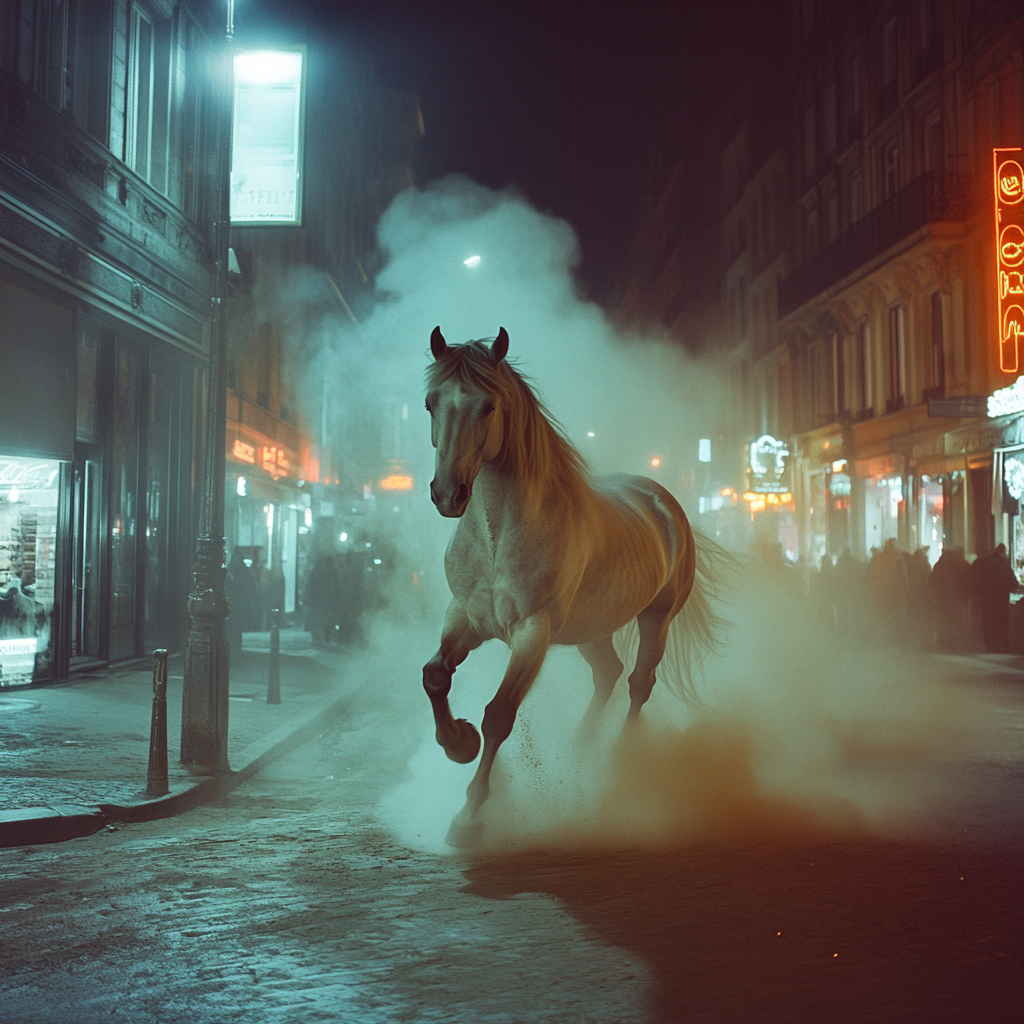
xmin=276 ymin=177 xmax=1002 ymax=855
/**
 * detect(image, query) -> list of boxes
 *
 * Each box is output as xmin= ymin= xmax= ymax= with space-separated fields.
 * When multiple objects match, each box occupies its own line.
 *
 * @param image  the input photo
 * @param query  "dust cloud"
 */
xmin=277 ymin=176 xmax=1001 ymax=855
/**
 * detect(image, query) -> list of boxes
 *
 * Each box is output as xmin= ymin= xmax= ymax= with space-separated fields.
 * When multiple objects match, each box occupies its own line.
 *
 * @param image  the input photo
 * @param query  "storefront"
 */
xmin=0 ymin=276 xmax=205 ymax=687
xmin=226 ymin=437 xmax=311 ymax=619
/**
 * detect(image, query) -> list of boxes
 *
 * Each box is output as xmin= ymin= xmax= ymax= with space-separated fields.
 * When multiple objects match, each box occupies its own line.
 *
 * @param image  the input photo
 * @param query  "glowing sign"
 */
xmin=994 ymin=147 xmax=1024 ymax=373
xmin=379 ymin=474 xmax=414 ymax=491
xmin=261 ymin=446 xmax=292 ymax=479
xmin=988 ymin=375 xmax=1024 ymax=417
xmin=1005 ymin=454 xmax=1024 ymax=501
xmin=231 ymin=48 xmax=306 ymax=226
xmin=747 ymin=434 xmax=791 ymax=494
xmin=698 ymin=438 xmax=711 ymax=462
xmin=232 ymin=439 xmax=256 ymax=464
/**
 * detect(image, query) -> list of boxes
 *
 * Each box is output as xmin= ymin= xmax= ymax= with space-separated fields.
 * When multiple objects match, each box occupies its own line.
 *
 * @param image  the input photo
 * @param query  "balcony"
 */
xmin=778 ymin=172 xmax=970 ymax=318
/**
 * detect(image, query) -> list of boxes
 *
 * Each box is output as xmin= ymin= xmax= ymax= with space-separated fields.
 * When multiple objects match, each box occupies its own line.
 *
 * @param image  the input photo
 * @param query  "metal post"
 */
xmin=145 ymin=650 xmax=169 ymax=798
xmin=268 ymin=607 xmax=281 ymax=704
xmin=181 ymin=0 xmax=234 ymax=774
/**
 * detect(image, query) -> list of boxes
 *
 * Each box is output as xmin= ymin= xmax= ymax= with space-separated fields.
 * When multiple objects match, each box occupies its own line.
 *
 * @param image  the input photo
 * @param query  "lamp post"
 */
xmin=181 ymin=0 xmax=234 ymax=773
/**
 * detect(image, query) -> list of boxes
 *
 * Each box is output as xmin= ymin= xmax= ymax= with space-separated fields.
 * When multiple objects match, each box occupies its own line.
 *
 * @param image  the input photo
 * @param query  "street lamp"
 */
xmin=181 ymin=0 xmax=235 ymax=773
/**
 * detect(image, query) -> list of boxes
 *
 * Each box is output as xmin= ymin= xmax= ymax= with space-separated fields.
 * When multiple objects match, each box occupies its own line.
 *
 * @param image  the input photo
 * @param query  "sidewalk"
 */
xmin=0 ymin=629 xmax=352 ymax=848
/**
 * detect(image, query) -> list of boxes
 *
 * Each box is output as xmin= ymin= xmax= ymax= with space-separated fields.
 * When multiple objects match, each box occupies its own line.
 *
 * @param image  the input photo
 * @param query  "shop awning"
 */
xmin=913 ymin=453 xmax=967 ymax=476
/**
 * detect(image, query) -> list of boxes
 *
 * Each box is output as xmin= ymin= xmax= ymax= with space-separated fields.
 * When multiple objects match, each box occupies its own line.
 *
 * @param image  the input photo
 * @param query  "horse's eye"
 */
xmin=483 ymin=402 xmax=495 ymax=416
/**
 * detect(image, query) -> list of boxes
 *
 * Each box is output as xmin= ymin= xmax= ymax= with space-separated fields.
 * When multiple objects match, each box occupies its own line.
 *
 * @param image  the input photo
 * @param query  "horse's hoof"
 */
xmin=445 ymin=816 xmax=484 ymax=849
xmin=441 ymin=719 xmax=481 ymax=764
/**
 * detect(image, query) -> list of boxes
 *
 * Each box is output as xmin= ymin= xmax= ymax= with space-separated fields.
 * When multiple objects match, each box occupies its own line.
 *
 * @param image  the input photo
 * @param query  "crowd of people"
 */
xmin=754 ymin=537 xmax=1022 ymax=654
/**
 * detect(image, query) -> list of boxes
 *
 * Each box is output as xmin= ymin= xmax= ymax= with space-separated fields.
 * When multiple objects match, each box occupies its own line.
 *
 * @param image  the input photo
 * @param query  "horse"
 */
xmin=422 ymin=326 xmax=730 ymax=847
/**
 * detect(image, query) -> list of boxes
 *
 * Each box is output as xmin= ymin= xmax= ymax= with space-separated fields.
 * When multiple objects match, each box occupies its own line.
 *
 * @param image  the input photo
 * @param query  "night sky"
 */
xmin=242 ymin=0 xmax=784 ymax=305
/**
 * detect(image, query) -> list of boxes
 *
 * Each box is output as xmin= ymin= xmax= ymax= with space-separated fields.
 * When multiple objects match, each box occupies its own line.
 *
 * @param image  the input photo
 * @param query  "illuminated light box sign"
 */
xmin=231 ymin=48 xmax=306 ymax=226
xmin=988 ymin=375 xmax=1024 ymax=418
xmin=0 ymin=636 xmax=37 ymax=687
xmin=994 ymin=147 xmax=1024 ymax=373
xmin=379 ymin=474 xmax=414 ymax=491
xmin=747 ymin=434 xmax=791 ymax=494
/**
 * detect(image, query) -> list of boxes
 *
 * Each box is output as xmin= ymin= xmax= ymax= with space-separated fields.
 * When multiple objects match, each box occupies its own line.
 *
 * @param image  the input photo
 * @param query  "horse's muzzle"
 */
xmin=430 ymin=479 xmax=471 ymax=517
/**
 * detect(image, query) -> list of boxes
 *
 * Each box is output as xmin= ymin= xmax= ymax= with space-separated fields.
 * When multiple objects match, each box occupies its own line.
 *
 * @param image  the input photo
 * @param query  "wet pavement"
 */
xmin=1 ymin=634 xmax=1022 ymax=1022
xmin=0 ymin=630 xmax=352 ymax=846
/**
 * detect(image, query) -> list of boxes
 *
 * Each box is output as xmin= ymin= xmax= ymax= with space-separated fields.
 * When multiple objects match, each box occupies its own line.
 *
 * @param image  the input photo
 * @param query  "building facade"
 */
xmin=621 ymin=0 xmax=1023 ymax=585
xmin=1 ymin=0 xmax=222 ymax=685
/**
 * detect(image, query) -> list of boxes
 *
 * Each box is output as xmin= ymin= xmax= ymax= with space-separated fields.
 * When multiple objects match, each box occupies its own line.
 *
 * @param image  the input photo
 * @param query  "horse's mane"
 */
xmin=426 ymin=339 xmax=589 ymax=497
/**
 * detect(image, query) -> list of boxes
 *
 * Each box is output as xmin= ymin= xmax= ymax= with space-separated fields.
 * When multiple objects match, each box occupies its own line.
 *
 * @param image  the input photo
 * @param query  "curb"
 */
xmin=0 ymin=693 xmax=351 ymax=849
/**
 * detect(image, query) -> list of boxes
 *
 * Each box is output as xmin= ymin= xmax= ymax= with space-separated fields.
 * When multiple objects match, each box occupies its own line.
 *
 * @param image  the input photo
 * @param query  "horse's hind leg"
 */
xmin=625 ymin=609 xmax=672 ymax=721
xmin=423 ymin=601 xmax=483 ymax=764
xmin=576 ymin=635 xmax=623 ymax=740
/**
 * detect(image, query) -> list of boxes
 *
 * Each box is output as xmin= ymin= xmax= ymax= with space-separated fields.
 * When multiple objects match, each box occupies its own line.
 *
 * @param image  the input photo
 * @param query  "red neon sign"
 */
xmin=994 ymin=147 xmax=1024 ymax=373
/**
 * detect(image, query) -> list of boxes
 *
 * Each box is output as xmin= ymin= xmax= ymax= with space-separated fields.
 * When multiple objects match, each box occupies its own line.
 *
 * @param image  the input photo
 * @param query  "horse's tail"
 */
xmin=614 ymin=526 xmax=735 ymax=709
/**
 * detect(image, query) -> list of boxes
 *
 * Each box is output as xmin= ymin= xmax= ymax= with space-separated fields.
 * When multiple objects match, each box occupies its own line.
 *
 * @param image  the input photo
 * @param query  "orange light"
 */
xmin=650 ymin=457 xmax=662 ymax=468
xmin=232 ymin=439 xmax=256 ymax=464
xmin=379 ymin=474 xmax=414 ymax=491
xmin=995 ymin=147 xmax=1024 ymax=373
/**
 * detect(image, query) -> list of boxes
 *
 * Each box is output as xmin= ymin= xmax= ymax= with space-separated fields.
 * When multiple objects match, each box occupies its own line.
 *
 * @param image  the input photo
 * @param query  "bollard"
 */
xmin=268 ymin=607 xmax=281 ymax=704
xmin=145 ymin=649 xmax=169 ymax=798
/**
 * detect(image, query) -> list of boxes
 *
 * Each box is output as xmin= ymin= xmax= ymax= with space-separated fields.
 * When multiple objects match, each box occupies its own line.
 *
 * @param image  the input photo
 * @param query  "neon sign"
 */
xmin=747 ymin=434 xmax=791 ymax=494
xmin=994 ymin=147 xmax=1024 ymax=373
xmin=231 ymin=439 xmax=256 ymax=464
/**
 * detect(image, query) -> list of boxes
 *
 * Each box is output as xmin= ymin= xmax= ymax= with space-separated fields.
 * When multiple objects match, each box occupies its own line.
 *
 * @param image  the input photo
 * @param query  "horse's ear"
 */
xmin=430 ymin=326 xmax=447 ymax=360
xmin=491 ymin=327 xmax=509 ymax=362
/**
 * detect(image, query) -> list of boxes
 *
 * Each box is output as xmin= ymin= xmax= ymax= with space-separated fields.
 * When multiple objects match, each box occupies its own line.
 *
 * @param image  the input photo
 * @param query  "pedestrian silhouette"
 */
xmin=968 ymin=543 xmax=1021 ymax=653
xmin=929 ymin=545 xmax=970 ymax=652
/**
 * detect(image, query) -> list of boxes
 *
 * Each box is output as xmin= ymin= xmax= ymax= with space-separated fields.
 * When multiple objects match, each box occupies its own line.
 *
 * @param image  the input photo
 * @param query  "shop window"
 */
xmin=110 ymin=342 xmax=140 ymax=661
xmin=126 ymin=3 xmax=172 ymax=194
xmin=0 ymin=456 xmax=60 ymax=686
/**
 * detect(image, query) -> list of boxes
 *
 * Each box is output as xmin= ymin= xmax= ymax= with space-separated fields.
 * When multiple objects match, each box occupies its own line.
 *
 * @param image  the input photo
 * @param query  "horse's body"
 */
xmin=423 ymin=327 xmax=727 ymax=846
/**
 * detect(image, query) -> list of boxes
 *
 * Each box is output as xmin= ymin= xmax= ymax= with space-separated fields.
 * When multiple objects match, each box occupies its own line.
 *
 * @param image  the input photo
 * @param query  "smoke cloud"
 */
xmin=274 ymin=177 xmax=1006 ymax=856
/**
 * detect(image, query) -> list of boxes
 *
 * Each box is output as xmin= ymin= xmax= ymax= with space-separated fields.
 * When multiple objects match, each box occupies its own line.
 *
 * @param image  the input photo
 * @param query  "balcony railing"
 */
xmin=778 ymin=172 xmax=970 ymax=318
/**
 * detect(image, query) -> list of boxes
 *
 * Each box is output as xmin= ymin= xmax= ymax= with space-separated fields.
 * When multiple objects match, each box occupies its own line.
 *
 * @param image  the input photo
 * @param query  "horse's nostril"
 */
xmin=430 ymin=480 xmax=440 ymax=505
xmin=454 ymin=483 xmax=469 ymax=508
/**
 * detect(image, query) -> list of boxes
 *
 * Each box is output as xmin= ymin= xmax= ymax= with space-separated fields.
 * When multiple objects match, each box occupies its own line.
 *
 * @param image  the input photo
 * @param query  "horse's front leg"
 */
xmin=447 ymin=615 xmax=551 ymax=848
xmin=423 ymin=601 xmax=483 ymax=764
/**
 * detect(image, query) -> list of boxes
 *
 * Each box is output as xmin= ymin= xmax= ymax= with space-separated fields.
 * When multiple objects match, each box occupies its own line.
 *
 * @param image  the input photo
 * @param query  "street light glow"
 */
xmin=463 ymin=255 xmax=481 ymax=267
xmin=234 ymin=50 xmax=303 ymax=86
xmin=650 ymin=457 xmax=662 ymax=468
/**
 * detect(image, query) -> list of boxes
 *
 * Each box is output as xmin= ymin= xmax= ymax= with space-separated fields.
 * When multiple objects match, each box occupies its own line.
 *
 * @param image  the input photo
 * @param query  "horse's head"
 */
xmin=425 ymin=326 xmax=509 ymax=518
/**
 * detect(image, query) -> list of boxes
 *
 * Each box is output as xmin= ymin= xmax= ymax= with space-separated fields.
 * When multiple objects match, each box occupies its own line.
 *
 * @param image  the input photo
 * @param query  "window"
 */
xmin=930 ymin=291 xmax=945 ymax=393
xmin=849 ymin=52 xmax=864 ymax=115
xmin=888 ymin=305 xmax=907 ymax=409
xmin=884 ymin=138 xmax=901 ymax=199
xmin=883 ymin=17 xmax=898 ymax=86
xmin=832 ymin=332 xmax=846 ymax=415
xmin=924 ymin=111 xmax=943 ymax=174
xmin=803 ymin=102 xmax=816 ymax=179
xmin=850 ymin=169 xmax=865 ymax=222
xmin=858 ymin=322 xmax=874 ymax=414
xmin=826 ymin=191 xmax=839 ymax=244
xmin=126 ymin=4 xmax=171 ymax=193
xmin=805 ymin=207 xmax=819 ymax=259
xmin=823 ymin=82 xmax=837 ymax=158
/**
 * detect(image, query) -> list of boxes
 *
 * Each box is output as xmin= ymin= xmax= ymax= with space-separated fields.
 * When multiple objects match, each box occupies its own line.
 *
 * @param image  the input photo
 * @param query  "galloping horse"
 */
xmin=422 ymin=326 xmax=729 ymax=846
